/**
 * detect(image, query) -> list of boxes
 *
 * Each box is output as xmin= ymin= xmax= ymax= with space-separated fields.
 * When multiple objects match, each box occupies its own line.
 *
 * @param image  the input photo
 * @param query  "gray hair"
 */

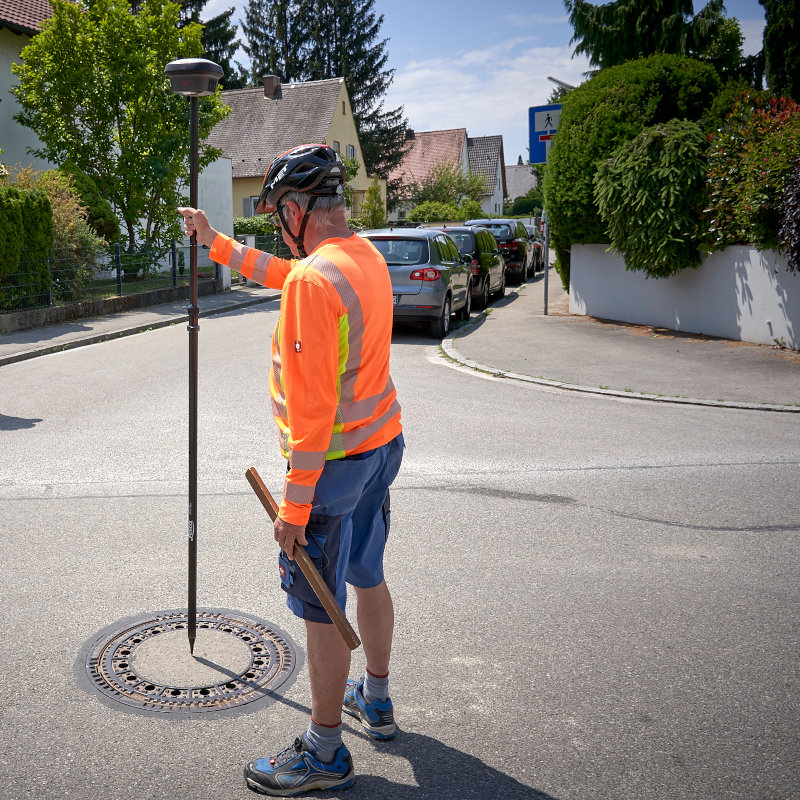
xmin=282 ymin=191 xmax=346 ymax=228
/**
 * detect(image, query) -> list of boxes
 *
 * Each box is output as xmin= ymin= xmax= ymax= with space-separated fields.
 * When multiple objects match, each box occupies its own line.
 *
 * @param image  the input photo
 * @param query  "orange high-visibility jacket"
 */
xmin=210 ymin=233 xmax=402 ymax=526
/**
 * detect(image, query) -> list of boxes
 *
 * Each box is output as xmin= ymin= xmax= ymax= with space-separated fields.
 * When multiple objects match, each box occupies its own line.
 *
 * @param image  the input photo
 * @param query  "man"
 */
xmin=179 ymin=144 xmax=403 ymax=796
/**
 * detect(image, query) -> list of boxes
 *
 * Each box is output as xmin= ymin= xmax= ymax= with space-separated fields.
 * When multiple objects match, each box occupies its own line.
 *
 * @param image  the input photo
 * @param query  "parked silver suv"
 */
xmin=359 ymin=228 xmax=472 ymax=338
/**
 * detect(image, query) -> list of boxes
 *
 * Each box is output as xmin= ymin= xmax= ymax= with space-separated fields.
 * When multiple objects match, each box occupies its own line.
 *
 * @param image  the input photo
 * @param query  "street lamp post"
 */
xmin=164 ymin=57 xmax=224 ymax=654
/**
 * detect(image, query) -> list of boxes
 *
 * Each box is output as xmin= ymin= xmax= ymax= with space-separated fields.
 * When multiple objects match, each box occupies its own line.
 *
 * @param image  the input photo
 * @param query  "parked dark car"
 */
xmin=523 ymin=223 xmax=544 ymax=271
xmin=464 ymin=218 xmax=535 ymax=284
xmin=437 ymin=226 xmax=505 ymax=309
xmin=359 ymin=227 xmax=472 ymax=338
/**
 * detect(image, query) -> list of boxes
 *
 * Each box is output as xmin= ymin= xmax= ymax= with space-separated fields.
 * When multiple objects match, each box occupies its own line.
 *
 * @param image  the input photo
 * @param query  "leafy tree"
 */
xmin=779 ymin=161 xmax=800 ymax=273
xmin=341 ymin=155 xmax=360 ymax=209
xmin=360 ymin=177 xmax=387 ymax=229
xmin=409 ymin=159 xmax=488 ymax=208
xmin=761 ymin=0 xmax=799 ymax=99
xmin=543 ymin=54 xmax=720 ymax=288
xmin=12 ymin=0 xmax=230 ymax=250
xmin=241 ymin=0 xmax=308 ymax=84
xmin=564 ymin=0 xmax=726 ymax=71
xmin=700 ymin=16 xmax=745 ymax=80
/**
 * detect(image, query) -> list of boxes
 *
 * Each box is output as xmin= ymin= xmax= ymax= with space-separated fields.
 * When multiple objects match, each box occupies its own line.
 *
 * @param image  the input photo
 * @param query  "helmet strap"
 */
xmin=278 ymin=195 xmax=318 ymax=259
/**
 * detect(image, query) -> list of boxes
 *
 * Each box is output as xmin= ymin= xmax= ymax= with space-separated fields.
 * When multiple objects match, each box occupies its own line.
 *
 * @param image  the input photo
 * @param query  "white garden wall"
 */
xmin=569 ymin=244 xmax=800 ymax=350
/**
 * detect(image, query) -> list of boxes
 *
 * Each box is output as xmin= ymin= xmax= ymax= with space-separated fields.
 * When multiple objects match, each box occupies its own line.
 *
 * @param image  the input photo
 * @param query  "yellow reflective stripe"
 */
xmin=283 ymin=479 xmax=316 ymax=505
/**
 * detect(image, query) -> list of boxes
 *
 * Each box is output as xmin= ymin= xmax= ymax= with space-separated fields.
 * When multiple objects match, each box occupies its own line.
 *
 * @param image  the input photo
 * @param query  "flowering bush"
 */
xmin=704 ymin=92 xmax=800 ymax=250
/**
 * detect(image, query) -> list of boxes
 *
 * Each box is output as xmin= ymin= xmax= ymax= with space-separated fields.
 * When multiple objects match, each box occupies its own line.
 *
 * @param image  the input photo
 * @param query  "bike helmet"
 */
xmin=255 ymin=144 xmax=347 ymax=257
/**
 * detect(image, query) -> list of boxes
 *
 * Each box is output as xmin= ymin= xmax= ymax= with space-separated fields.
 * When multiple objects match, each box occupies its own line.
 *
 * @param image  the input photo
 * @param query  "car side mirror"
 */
xmin=461 ymin=254 xmax=472 ymax=265
xmin=492 ymin=249 xmax=502 ymax=256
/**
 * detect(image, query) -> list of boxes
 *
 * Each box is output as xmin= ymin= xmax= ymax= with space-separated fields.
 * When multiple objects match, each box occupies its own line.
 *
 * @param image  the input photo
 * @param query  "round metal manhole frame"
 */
xmin=75 ymin=608 xmax=303 ymax=719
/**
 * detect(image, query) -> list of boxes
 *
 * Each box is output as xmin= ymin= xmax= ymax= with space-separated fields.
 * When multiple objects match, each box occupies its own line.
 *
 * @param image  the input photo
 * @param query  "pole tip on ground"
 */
xmin=189 ymin=636 xmax=196 ymax=656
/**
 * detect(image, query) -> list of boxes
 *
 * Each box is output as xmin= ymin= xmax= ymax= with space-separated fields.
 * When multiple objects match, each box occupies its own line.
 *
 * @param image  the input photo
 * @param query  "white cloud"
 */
xmin=739 ymin=18 xmax=766 ymax=57
xmin=385 ymin=40 xmax=590 ymax=165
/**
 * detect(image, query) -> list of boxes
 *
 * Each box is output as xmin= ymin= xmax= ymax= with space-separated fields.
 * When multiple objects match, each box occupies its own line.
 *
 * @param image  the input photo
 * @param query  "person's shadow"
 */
xmin=0 ymin=413 xmax=43 ymax=431
xmin=263 ymin=694 xmax=558 ymax=799
xmin=318 ymin=728 xmax=559 ymax=800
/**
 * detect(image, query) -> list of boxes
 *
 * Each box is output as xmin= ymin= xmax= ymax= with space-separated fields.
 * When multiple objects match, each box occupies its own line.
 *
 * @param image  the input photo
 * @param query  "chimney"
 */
xmin=263 ymin=75 xmax=282 ymax=100
xmin=405 ymin=129 xmax=415 ymax=140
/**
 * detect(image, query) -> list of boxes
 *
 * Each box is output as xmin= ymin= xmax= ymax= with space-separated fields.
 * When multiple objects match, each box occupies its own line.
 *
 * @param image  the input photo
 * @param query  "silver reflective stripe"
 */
xmin=330 ymin=398 xmax=401 ymax=453
xmin=308 ymin=255 xmax=364 ymax=406
xmin=289 ymin=450 xmax=327 ymax=471
xmin=271 ymin=395 xmax=286 ymax=419
xmin=250 ymin=251 xmax=271 ymax=285
xmin=338 ymin=375 xmax=396 ymax=423
xmin=283 ymin=479 xmax=316 ymax=505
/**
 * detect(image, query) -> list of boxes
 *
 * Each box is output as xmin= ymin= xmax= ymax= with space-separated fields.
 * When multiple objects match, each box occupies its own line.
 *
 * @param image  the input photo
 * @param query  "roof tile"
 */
xmin=0 ymin=0 xmax=52 ymax=34
xmin=467 ymin=135 xmax=506 ymax=197
xmin=207 ymin=78 xmax=344 ymax=179
xmin=388 ymin=128 xmax=466 ymax=186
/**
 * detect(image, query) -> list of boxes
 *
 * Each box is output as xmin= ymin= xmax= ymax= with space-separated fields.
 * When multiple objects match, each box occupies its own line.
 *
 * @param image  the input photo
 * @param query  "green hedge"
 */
xmin=0 ymin=186 xmax=54 ymax=307
xmin=595 ymin=120 xmax=709 ymax=278
xmin=544 ymin=54 xmax=721 ymax=289
xmin=233 ymin=215 xmax=278 ymax=236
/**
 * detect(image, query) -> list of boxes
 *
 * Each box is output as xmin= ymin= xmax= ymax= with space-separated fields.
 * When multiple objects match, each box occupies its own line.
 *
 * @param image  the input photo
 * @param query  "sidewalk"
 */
xmin=0 ymin=285 xmax=281 ymax=367
xmin=447 ymin=267 xmax=800 ymax=410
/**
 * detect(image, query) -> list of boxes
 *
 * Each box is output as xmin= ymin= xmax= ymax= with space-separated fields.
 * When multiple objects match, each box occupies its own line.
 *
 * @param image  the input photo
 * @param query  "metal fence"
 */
xmin=0 ymin=241 xmax=220 ymax=314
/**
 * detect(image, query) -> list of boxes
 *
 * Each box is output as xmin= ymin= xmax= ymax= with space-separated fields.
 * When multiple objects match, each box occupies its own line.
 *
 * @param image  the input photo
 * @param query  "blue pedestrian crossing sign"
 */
xmin=529 ymin=104 xmax=562 ymax=164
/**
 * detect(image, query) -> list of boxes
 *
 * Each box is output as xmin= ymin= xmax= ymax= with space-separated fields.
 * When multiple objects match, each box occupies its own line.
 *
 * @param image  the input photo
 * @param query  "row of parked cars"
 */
xmin=359 ymin=219 xmax=545 ymax=339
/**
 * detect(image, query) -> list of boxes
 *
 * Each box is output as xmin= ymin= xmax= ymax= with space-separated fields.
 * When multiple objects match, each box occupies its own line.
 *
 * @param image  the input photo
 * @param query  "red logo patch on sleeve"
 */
xmin=295 ymin=341 xmax=301 ymax=352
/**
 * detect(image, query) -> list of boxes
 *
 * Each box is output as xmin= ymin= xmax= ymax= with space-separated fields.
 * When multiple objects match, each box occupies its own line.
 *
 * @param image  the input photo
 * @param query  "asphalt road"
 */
xmin=1 ymin=297 xmax=798 ymax=800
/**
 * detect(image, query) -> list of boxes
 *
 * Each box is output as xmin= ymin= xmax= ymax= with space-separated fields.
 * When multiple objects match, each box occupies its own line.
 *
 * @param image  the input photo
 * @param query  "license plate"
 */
xmin=393 ymin=294 xmax=401 ymax=305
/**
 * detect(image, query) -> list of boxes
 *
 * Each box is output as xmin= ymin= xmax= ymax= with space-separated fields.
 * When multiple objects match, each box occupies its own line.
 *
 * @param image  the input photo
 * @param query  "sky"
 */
xmin=203 ymin=0 xmax=768 ymax=166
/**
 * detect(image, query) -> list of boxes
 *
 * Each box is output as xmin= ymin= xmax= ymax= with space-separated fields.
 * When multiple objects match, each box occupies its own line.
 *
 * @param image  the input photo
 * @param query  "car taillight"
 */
xmin=410 ymin=268 xmax=441 ymax=281
xmin=470 ymin=265 xmax=480 ymax=275
xmin=500 ymin=241 xmax=515 ymax=248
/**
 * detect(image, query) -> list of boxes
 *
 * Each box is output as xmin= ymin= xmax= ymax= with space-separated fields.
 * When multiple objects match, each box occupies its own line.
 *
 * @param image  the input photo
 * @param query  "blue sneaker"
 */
xmin=244 ymin=735 xmax=355 ymax=796
xmin=342 ymin=677 xmax=397 ymax=740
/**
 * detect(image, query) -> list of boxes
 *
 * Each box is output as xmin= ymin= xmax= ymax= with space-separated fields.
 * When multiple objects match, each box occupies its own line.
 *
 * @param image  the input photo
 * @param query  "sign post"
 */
xmin=528 ymin=104 xmax=562 ymax=165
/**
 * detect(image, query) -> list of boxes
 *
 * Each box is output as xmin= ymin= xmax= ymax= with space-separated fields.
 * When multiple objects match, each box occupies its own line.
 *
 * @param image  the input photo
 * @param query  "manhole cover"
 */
xmin=79 ymin=609 xmax=299 ymax=718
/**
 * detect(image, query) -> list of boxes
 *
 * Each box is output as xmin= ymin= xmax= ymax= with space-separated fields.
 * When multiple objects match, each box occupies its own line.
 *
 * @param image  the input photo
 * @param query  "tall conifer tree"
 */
xmin=304 ymin=0 xmax=409 ymax=197
xmin=760 ymin=0 xmax=799 ymax=99
xmin=564 ymin=0 xmax=726 ymax=70
xmin=240 ymin=0 xmax=308 ymax=84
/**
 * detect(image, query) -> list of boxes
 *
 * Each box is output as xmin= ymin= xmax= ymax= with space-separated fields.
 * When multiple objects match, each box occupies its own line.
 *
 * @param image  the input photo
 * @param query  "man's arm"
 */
xmin=178 ymin=207 xmax=295 ymax=289
xmin=276 ymin=277 xmax=340 ymax=534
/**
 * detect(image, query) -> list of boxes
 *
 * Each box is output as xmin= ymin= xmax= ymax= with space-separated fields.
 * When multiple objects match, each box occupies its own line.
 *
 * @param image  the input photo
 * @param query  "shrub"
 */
xmin=779 ymin=161 xmax=800 ymax=273
xmin=457 ymin=199 xmax=484 ymax=220
xmin=360 ymin=178 xmax=387 ymax=229
xmin=594 ymin=120 xmax=709 ymax=278
xmin=705 ymin=93 xmax=800 ymax=249
xmin=406 ymin=201 xmax=460 ymax=222
xmin=544 ymin=54 xmax=721 ymax=288
xmin=0 ymin=187 xmax=25 ymax=298
xmin=737 ymin=118 xmax=800 ymax=249
xmin=233 ymin=215 xmax=279 ymax=236
xmin=57 ymin=161 xmax=120 ymax=242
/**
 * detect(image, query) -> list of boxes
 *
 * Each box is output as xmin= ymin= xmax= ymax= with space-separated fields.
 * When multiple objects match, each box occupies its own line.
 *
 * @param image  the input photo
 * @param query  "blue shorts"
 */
xmin=278 ymin=433 xmax=404 ymax=624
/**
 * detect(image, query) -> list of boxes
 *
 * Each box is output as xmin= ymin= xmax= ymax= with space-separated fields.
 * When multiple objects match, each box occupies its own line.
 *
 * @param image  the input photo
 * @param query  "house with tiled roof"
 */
xmin=467 ymin=135 xmax=506 ymax=216
xmin=505 ymin=163 xmax=538 ymax=203
xmin=388 ymin=127 xmax=507 ymax=219
xmin=208 ymin=77 xmax=385 ymax=218
xmin=387 ymin=128 xmax=468 ymax=220
xmin=0 ymin=0 xmax=53 ymax=170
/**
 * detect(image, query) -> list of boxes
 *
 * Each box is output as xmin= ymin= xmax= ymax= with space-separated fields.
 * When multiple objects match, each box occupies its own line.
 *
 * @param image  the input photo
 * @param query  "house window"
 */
xmin=342 ymin=101 xmax=346 ymax=115
xmin=399 ymin=210 xmax=407 ymax=219
xmin=332 ymin=141 xmax=340 ymax=153
xmin=346 ymin=144 xmax=356 ymax=160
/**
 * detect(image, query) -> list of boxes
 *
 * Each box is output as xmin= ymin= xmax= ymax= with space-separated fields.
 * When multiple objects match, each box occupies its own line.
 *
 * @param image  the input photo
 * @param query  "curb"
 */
xmin=441 ymin=319 xmax=800 ymax=414
xmin=0 ymin=292 xmax=281 ymax=368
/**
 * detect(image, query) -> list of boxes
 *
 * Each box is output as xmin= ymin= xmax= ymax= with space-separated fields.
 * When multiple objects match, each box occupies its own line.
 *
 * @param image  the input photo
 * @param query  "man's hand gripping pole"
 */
xmin=245 ymin=467 xmax=361 ymax=651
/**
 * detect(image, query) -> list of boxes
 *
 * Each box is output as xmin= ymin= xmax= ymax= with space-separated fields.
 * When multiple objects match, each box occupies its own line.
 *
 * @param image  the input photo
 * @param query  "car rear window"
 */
xmin=368 ymin=238 xmax=429 ymax=265
xmin=484 ymin=224 xmax=513 ymax=239
xmin=447 ymin=232 xmax=476 ymax=254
